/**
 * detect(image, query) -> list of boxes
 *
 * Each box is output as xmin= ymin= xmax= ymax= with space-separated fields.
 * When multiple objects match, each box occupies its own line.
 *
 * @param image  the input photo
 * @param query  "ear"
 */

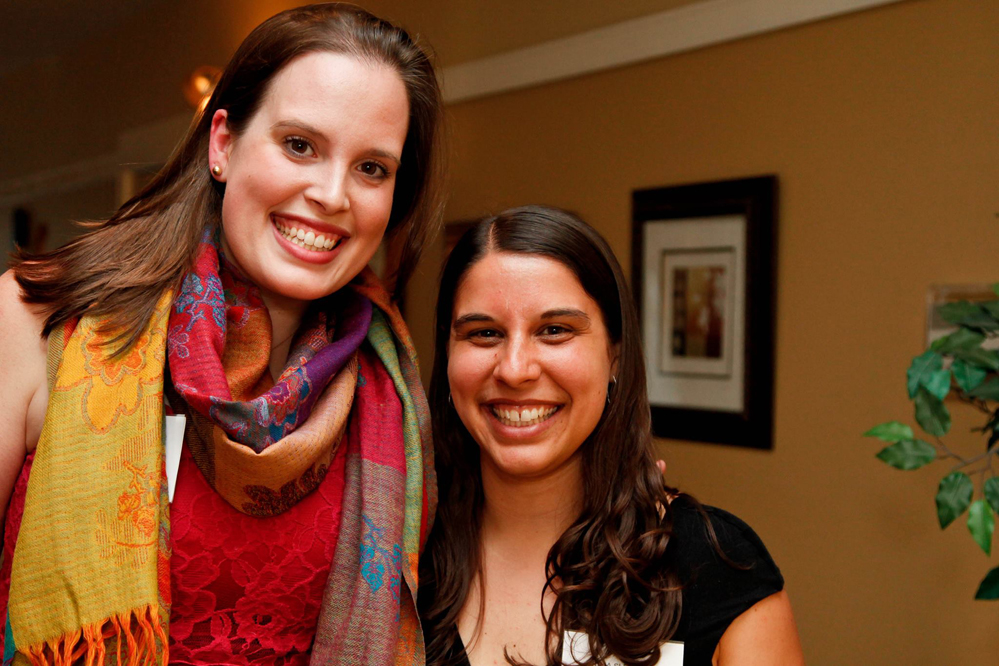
xmin=609 ymin=342 xmax=621 ymax=380
xmin=208 ymin=109 xmax=233 ymax=182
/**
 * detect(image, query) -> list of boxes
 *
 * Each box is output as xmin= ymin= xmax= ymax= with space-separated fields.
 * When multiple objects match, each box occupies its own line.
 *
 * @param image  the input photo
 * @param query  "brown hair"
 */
xmin=12 ymin=2 xmax=444 ymax=350
xmin=422 ymin=206 xmax=692 ymax=666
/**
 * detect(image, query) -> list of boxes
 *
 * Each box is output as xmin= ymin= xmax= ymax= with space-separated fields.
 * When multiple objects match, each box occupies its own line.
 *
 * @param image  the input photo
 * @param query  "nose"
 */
xmin=493 ymin=336 xmax=541 ymax=387
xmin=305 ymin=162 xmax=351 ymax=214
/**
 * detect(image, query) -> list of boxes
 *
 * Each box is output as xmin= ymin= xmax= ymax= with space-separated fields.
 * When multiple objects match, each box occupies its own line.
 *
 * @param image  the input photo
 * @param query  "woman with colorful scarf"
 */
xmin=0 ymin=4 xmax=441 ymax=665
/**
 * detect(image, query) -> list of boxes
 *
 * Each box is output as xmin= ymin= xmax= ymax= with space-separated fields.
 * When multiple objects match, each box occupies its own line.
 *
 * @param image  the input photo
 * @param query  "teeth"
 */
xmin=491 ymin=405 xmax=558 ymax=427
xmin=274 ymin=219 xmax=342 ymax=252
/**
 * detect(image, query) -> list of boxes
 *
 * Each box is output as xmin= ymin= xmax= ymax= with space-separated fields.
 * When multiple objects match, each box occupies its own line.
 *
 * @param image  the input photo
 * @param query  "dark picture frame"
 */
xmin=632 ymin=176 xmax=777 ymax=449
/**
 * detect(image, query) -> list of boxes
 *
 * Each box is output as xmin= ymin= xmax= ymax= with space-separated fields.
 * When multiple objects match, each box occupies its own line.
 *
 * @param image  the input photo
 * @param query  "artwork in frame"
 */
xmin=632 ymin=176 xmax=777 ymax=449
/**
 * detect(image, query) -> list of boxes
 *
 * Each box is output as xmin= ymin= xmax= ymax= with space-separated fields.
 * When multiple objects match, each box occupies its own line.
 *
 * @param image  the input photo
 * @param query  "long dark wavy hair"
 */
xmin=12 ymin=3 xmax=444 ymax=350
xmin=422 ymin=206 xmax=694 ymax=666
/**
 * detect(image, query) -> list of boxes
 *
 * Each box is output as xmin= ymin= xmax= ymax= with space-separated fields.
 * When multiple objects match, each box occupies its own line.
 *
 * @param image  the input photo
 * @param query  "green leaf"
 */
xmin=982 ymin=301 xmax=999 ymax=320
xmin=952 ymin=359 xmax=988 ymax=393
xmin=914 ymin=387 xmax=951 ymax=437
xmin=968 ymin=499 xmax=995 ymax=555
xmin=875 ymin=439 xmax=937 ymax=470
xmin=985 ymin=478 xmax=999 ymax=514
xmin=907 ymin=351 xmax=944 ymax=399
xmin=938 ymin=301 xmax=981 ymax=323
xmin=863 ymin=421 xmax=914 ymax=443
xmin=976 ymin=566 xmax=999 ymax=600
xmin=992 ymin=284 xmax=999 ymax=298
xmin=936 ymin=471 xmax=974 ymax=529
xmin=924 ymin=369 xmax=951 ymax=401
xmin=931 ymin=328 xmax=986 ymax=354
xmin=953 ymin=348 xmax=999 ymax=371
xmin=938 ymin=302 xmax=999 ymax=329
xmin=969 ymin=377 xmax=999 ymax=402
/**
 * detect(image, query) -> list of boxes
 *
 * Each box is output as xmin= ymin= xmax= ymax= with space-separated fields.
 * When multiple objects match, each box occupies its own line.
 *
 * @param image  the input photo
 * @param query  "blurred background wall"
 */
xmin=2 ymin=0 xmax=997 ymax=662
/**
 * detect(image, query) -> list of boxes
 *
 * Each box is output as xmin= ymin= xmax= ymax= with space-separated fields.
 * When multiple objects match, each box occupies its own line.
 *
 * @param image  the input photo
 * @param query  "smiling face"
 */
xmin=447 ymin=251 xmax=618 ymax=483
xmin=208 ymin=51 xmax=409 ymax=304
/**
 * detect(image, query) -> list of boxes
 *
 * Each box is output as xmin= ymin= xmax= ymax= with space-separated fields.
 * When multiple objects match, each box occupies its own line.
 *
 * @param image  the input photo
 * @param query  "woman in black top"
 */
xmin=420 ymin=206 xmax=803 ymax=665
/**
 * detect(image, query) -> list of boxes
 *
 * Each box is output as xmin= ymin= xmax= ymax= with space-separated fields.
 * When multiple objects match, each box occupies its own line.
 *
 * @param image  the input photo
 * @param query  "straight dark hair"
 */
xmin=12 ymin=2 xmax=444 ymax=350
xmin=422 ymin=206 xmax=692 ymax=666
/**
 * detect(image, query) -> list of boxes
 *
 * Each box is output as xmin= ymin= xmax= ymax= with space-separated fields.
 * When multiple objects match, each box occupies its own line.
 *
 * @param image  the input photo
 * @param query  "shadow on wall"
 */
xmin=12 ymin=208 xmax=48 ymax=256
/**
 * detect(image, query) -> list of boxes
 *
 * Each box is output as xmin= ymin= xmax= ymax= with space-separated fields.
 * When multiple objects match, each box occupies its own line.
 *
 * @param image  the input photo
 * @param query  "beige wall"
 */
xmin=405 ymin=0 xmax=999 ymax=663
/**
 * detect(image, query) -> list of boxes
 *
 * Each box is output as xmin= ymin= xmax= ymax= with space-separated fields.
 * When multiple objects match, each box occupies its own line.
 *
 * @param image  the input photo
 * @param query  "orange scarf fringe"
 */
xmin=23 ymin=605 xmax=168 ymax=666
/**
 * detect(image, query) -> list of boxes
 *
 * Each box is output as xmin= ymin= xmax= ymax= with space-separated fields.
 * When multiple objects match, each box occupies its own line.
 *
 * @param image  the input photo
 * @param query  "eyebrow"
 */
xmin=271 ymin=120 xmax=402 ymax=165
xmin=541 ymin=308 xmax=590 ymax=322
xmin=452 ymin=309 xmax=590 ymax=327
xmin=452 ymin=313 xmax=493 ymax=327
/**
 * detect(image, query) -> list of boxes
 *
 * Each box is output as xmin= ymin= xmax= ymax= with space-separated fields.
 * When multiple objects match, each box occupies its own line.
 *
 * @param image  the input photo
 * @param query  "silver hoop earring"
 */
xmin=607 ymin=376 xmax=617 ymax=404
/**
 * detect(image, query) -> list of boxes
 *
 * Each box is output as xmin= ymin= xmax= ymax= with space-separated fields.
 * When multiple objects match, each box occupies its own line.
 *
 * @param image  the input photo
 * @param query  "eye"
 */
xmin=465 ymin=328 xmax=503 ymax=345
xmin=539 ymin=324 xmax=573 ymax=341
xmin=284 ymin=136 xmax=315 ymax=157
xmin=358 ymin=160 xmax=391 ymax=180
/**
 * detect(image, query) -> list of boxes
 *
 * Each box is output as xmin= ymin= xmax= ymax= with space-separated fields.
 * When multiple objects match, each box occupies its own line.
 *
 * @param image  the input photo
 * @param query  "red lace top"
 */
xmin=0 ymin=442 xmax=346 ymax=665
xmin=168 ymin=438 xmax=347 ymax=665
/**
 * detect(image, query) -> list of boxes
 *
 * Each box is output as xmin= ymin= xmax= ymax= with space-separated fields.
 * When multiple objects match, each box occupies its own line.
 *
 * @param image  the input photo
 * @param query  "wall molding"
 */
xmin=1 ymin=0 xmax=908 ymax=204
xmin=440 ymin=0 xmax=908 ymax=103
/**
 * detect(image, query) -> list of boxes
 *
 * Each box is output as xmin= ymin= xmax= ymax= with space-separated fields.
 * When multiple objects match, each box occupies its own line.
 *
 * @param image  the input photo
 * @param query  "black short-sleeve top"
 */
xmin=667 ymin=497 xmax=784 ymax=663
xmin=431 ymin=498 xmax=784 ymax=666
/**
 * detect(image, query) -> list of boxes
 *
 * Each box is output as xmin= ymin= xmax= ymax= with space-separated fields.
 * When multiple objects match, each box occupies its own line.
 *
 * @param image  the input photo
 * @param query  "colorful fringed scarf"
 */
xmin=5 ymin=235 xmax=434 ymax=665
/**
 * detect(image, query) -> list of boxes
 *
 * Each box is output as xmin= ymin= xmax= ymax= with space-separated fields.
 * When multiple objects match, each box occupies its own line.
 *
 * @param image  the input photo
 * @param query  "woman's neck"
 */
xmin=479 ymin=457 xmax=584 ymax=557
xmin=260 ymin=291 xmax=309 ymax=381
xmin=457 ymin=458 xmax=584 ymax=663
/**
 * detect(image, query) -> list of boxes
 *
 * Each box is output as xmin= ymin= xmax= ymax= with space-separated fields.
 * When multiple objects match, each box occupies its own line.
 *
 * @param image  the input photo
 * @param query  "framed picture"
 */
xmin=632 ymin=176 xmax=777 ymax=449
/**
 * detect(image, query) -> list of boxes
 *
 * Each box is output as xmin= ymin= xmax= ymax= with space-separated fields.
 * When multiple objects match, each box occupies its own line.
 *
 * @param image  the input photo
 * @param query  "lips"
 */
xmin=272 ymin=214 xmax=346 ymax=253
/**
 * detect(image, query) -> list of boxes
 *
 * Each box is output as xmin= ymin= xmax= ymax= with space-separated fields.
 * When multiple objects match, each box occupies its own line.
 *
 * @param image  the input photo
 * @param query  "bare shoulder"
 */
xmin=713 ymin=590 xmax=805 ymax=665
xmin=0 ymin=270 xmax=48 ymax=368
xmin=0 ymin=269 xmax=48 ymax=521
xmin=0 ymin=269 xmax=46 ymax=337
xmin=0 ymin=269 xmax=49 ymax=452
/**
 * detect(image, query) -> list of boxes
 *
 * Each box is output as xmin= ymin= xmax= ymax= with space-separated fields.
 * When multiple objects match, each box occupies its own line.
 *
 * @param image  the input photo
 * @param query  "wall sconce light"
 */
xmin=183 ymin=65 xmax=222 ymax=112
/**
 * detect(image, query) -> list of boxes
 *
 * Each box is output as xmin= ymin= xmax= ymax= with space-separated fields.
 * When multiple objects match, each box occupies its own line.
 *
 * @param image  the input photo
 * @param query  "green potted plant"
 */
xmin=865 ymin=291 xmax=999 ymax=600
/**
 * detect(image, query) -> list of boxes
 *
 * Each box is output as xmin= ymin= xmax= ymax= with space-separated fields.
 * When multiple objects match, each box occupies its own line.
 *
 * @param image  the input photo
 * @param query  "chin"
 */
xmin=489 ymin=450 xmax=572 ymax=481
xmin=281 ymin=282 xmax=339 ymax=302
xmin=258 ymin=267 xmax=350 ymax=303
